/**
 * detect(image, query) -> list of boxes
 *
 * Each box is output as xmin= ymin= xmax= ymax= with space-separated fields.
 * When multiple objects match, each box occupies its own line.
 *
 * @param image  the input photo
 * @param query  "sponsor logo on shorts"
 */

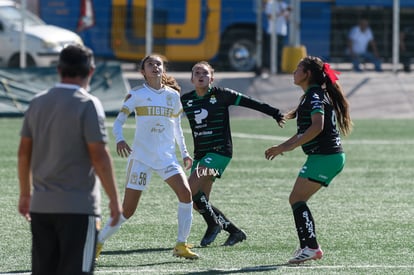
xmin=195 ymin=162 xmax=220 ymax=178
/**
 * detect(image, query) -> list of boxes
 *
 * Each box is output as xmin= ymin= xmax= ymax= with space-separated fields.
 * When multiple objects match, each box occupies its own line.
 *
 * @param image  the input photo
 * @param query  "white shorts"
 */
xmin=125 ymin=159 xmax=184 ymax=191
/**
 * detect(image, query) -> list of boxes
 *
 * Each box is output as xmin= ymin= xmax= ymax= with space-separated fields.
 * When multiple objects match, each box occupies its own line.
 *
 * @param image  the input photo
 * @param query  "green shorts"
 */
xmin=191 ymin=153 xmax=231 ymax=179
xmin=299 ymin=153 xmax=345 ymax=186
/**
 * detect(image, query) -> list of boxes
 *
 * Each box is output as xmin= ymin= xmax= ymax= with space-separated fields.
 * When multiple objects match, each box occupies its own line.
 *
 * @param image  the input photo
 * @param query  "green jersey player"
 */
xmin=265 ymin=56 xmax=352 ymax=264
xmin=181 ymin=61 xmax=285 ymax=247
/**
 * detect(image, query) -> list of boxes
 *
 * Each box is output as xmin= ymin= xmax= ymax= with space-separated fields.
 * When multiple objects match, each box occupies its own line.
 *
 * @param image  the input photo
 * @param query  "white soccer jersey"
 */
xmin=113 ymin=83 xmax=189 ymax=169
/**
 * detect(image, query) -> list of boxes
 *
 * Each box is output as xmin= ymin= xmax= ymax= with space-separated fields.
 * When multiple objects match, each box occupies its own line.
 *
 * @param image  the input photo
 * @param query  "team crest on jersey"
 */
xmin=166 ymin=95 xmax=173 ymax=106
xmin=209 ymin=95 xmax=217 ymax=104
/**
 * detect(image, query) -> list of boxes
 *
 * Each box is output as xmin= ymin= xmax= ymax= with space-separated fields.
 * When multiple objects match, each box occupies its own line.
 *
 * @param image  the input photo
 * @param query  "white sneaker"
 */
xmin=288 ymin=246 xmax=323 ymax=264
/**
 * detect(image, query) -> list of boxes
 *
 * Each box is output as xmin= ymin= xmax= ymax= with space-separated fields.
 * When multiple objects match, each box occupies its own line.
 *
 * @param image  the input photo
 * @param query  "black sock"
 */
xmin=193 ymin=192 xmax=220 ymax=227
xmin=211 ymin=205 xmax=239 ymax=233
xmin=292 ymin=201 xmax=318 ymax=249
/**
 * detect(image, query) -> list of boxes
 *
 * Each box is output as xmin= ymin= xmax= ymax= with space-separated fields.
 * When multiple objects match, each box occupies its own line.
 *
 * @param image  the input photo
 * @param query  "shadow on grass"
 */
xmin=0 ymin=271 xmax=31 ymax=274
xmin=99 ymin=260 xmax=190 ymax=269
xmin=101 ymin=247 xmax=172 ymax=256
xmin=97 ymin=247 xmax=196 ymax=267
xmin=97 ymin=248 xmax=310 ymax=273
xmin=183 ymin=264 xmax=293 ymax=274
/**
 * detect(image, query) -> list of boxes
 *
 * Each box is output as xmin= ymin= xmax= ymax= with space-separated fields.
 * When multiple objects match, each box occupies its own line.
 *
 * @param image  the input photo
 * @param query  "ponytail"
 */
xmin=289 ymin=56 xmax=353 ymax=136
xmin=162 ymin=73 xmax=181 ymax=93
xmin=322 ymin=61 xmax=353 ymax=136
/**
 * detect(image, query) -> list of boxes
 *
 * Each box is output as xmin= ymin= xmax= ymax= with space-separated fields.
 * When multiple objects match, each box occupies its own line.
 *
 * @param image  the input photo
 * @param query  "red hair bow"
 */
xmin=323 ymin=63 xmax=340 ymax=84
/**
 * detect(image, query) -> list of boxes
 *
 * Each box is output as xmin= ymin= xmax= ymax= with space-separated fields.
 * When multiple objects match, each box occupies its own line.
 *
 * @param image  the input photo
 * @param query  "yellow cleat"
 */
xmin=173 ymin=242 xmax=199 ymax=260
xmin=95 ymin=242 xmax=104 ymax=261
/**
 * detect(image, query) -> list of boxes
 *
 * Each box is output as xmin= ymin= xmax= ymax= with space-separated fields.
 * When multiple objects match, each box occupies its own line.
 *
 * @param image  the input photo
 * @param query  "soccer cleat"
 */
xmin=200 ymin=224 xmax=222 ymax=247
xmin=288 ymin=246 xmax=323 ymax=264
xmin=173 ymin=242 xmax=199 ymax=260
xmin=223 ymin=229 xmax=247 ymax=246
xmin=95 ymin=242 xmax=104 ymax=261
xmin=292 ymin=247 xmax=302 ymax=258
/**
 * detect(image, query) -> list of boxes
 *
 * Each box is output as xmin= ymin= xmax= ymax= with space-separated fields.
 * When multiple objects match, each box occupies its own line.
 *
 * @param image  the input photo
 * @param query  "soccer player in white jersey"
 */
xmin=96 ymin=54 xmax=199 ymax=260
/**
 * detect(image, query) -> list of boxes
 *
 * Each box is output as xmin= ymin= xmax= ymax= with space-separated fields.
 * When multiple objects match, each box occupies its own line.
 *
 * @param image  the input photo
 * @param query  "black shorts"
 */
xmin=30 ymin=213 xmax=98 ymax=275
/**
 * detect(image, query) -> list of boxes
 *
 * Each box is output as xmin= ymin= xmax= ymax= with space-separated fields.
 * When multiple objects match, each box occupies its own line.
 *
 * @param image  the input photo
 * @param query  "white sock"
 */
xmin=98 ymin=214 xmax=127 ymax=244
xmin=177 ymin=202 xmax=193 ymax=243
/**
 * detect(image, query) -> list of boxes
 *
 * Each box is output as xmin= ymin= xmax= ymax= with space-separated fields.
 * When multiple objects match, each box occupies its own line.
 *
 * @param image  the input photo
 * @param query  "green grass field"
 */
xmin=0 ymin=117 xmax=413 ymax=274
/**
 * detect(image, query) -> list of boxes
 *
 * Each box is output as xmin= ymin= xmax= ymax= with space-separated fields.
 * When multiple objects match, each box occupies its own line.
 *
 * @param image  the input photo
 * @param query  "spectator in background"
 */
xmin=263 ymin=0 xmax=291 ymax=73
xmin=400 ymin=26 xmax=412 ymax=73
xmin=347 ymin=18 xmax=382 ymax=72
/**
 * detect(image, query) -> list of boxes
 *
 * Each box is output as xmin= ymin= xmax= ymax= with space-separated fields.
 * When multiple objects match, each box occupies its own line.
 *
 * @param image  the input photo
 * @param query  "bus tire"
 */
xmin=221 ymin=29 xmax=256 ymax=72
